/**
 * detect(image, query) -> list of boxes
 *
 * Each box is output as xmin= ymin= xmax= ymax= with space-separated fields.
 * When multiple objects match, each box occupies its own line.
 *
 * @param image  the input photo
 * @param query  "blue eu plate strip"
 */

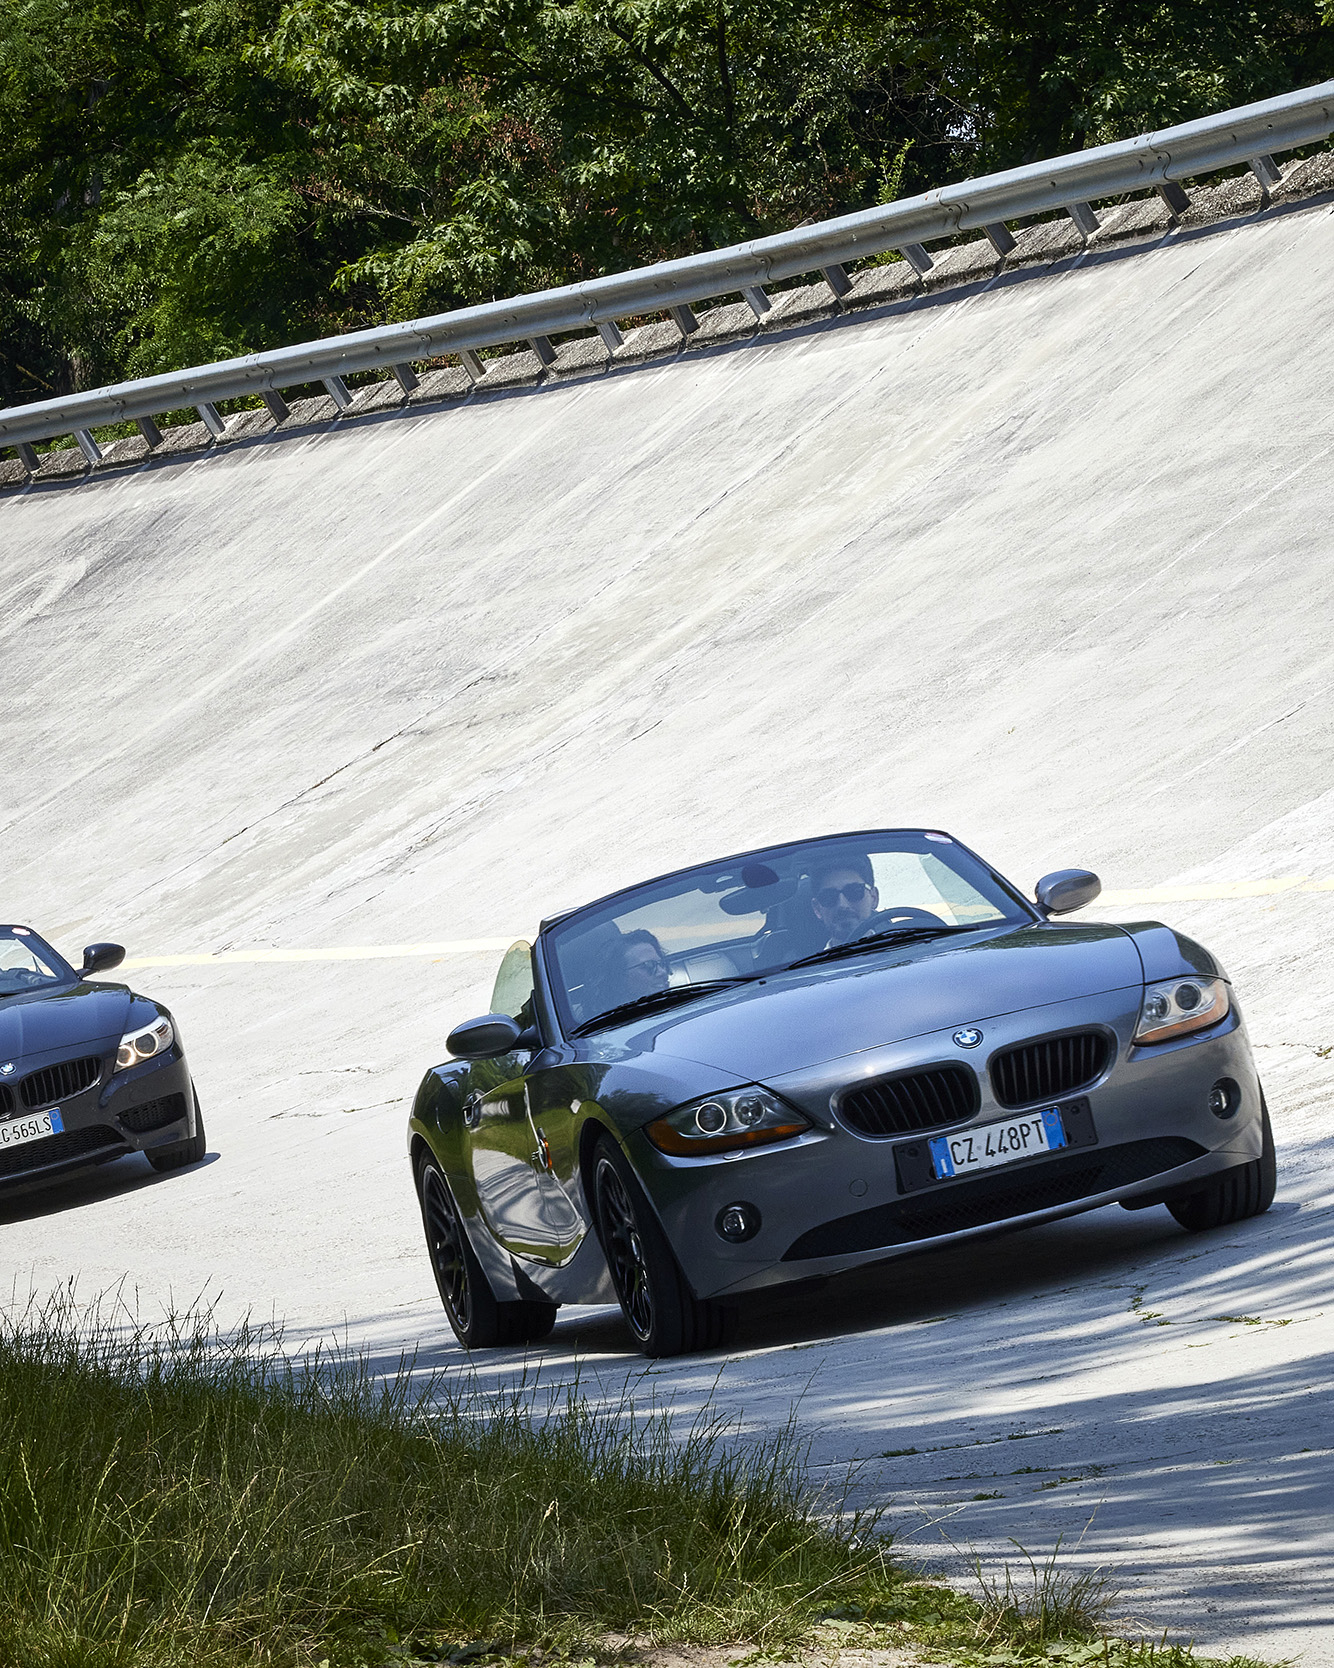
xmin=49 ymin=1109 xmax=64 ymax=1132
xmin=928 ymin=1134 xmax=955 ymax=1177
xmin=1041 ymin=1107 xmax=1066 ymax=1149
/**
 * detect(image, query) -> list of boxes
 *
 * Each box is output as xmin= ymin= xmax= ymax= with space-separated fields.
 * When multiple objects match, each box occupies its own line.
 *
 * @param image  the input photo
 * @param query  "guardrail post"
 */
xmin=528 ymin=336 xmax=557 ymax=367
xmin=73 ymin=429 xmax=102 ymax=465
xmin=17 ymin=443 xmax=39 ymax=472
xmin=1249 ymin=154 xmax=1282 ymax=191
xmin=197 ymin=403 xmax=226 ymax=438
xmin=323 ymin=375 xmax=353 ymax=412
xmin=899 ymin=244 xmax=933 ymax=275
xmin=136 ymin=415 xmax=162 ymax=448
xmin=261 ymin=391 xmax=290 ymax=423
xmin=821 ymin=264 xmax=852 ymax=299
xmin=1157 ymin=181 xmax=1191 ymax=215
xmin=669 ymin=304 xmax=699 ymax=336
xmin=392 ymin=364 xmax=420 ymax=393
xmin=741 ymin=285 xmax=771 ymax=317
xmin=597 ymin=321 xmax=624 ymax=351
xmin=984 ymin=223 xmax=1016 ymax=256
xmin=459 ymin=350 xmax=486 ymax=382
xmin=1066 ymin=202 xmax=1100 ymax=237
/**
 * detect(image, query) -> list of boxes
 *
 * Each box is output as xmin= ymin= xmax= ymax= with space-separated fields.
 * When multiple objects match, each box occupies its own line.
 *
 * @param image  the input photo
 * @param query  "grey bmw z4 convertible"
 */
xmin=408 ymin=830 xmax=1274 ymax=1356
xmin=0 ymin=925 xmax=204 ymax=1195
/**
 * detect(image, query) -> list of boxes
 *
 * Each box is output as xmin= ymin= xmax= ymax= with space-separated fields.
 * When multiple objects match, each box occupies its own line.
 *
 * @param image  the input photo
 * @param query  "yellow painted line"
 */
xmin=119 ymin=940 xmax=518 ymax=969
xmin=115 ymin=879 xmax=1334 ymax=967
xmin=1099 ymin=877 xmax=1313 ymax=905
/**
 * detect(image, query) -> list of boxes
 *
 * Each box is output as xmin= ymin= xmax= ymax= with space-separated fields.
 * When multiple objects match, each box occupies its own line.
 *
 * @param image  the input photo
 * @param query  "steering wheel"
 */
xmin=854 ymin=906 xmax=946 ymax=938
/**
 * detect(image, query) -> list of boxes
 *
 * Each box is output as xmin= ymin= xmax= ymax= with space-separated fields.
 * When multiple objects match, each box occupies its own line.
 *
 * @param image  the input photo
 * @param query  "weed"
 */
xmin=970 ymin=1542 xmax=1116 ymax=1650
xmin=0 ymin=1292 xmax=908 ymax=1667
xmin=1211 ymin=1315 xmax=1292 ymax=1328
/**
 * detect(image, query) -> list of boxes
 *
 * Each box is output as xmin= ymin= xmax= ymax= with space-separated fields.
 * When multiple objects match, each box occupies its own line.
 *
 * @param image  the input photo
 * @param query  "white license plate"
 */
xmin=929 ymin=1107 xmax=1066 ymax=1179
xmin=0 ymin=1109 xmax=64 ymax=1148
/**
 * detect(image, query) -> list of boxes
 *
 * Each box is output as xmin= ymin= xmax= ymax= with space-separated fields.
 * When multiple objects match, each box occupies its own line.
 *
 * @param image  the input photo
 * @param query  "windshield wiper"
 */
xmin=569 ymin=977 xmax=758 ymax=1037
xmin=783 ymin=924 xmax=984 ymax=971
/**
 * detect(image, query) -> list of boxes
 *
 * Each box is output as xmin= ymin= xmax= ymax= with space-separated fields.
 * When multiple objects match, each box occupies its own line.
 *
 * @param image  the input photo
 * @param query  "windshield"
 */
xmin=542 ymin=831 xmax=1031 ymax=1033
xmin=0 ymin=927 xmax=74 ymax=996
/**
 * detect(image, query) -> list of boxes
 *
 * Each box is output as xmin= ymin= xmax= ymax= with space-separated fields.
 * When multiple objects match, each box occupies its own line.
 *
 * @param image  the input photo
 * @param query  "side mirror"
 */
xmin=80 ymin=942 xmax=126 ymax=977
xmin=447 ymin=1013 xmax=523 ymax=1060
xmin=1035 ymin=870 xmax=1101 ymax=917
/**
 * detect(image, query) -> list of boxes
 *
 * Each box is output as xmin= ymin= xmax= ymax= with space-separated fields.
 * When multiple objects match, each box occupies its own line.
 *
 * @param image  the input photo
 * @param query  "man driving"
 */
xmin=621 ymin=930 xmax=671 ymax=999
xmin=811 ymin=855 xmax=879 ymax=947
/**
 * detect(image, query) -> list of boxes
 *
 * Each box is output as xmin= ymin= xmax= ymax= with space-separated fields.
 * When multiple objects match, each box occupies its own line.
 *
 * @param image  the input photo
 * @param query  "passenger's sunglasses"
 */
xmin=628 ymin=956 xmax=668 ymax=975
xmin=816 ymin=881 xmax=871 ymax=909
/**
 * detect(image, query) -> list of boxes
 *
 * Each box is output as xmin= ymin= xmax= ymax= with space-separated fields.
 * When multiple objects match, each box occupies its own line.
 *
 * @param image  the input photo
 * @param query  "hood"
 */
xmin=620 ymin=922 xmax=1142 ymax=1080
xmin=0 ymin=983 xmax=133 ymax=1065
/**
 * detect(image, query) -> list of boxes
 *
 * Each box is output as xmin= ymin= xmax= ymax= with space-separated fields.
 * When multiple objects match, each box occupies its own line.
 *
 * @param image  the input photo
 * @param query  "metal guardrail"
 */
xmin=4 ymin=78 xmax=1333 ymax=465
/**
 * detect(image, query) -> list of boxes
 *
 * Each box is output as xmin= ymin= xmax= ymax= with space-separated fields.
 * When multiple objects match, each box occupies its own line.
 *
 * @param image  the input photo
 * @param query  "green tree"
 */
xmin=1 ymin=0 xmax=1330 ymax=401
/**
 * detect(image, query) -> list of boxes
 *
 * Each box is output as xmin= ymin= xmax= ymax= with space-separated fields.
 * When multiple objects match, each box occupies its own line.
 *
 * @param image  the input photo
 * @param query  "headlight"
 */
xmin=646 ymin=1088 xmax=809 ymax=1156
xmin=1134 ymin=977 xmax=1229 ymax=1045
xmin=116 ymin=1015 xmax=174 ymax=1071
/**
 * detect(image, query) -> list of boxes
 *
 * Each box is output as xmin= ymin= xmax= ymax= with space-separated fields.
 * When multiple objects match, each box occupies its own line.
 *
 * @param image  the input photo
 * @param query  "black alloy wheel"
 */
xmin=417 ymin=1155 xmax=557 ymax=1349
xmin=421 ymin=1160 xmax=473 ymax=1337
xmin=591 ymin=1134 xmax=736 ymax=1358
xmin=1169 ymin=1094 xmax=1277 ymax=1232
xmin=147 ymin=1088 xmax=208 ymax=1173
xmin=596 ymin=1158 xmax=655 ymax=1342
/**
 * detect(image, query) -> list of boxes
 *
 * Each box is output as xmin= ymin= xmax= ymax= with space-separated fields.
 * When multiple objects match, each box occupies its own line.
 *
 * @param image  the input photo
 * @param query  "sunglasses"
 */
xmin=816 ymin=881 xmax=871 ymax=909
xmin=628 ymin=955 xmax=667 ymax=975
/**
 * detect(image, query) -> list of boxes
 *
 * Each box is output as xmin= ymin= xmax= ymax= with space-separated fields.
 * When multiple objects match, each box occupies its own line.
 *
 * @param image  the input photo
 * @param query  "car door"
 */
xmin=466 ymin=1060 xmax=558 ymax=1260
xmin=520 ymin=1061 xmax=591 ymax=1262
xmin=462 ymin=941 xmax=587 ymax=1265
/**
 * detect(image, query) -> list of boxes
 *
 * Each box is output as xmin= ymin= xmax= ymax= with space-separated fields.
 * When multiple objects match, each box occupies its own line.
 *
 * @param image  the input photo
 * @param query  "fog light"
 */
xmin=1208 ymin=1078 xmax=1240 ymax=1119
xmin=716 ymin=1202 xmax=761 ymax=1243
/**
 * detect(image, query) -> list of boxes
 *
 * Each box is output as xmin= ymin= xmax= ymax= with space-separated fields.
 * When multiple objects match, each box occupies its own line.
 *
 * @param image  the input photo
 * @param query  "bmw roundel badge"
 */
xmin=952 ymin=1028 xmax=983 ymax=1049
xmin=0 ymin=1062 xmax=14 ymax=1076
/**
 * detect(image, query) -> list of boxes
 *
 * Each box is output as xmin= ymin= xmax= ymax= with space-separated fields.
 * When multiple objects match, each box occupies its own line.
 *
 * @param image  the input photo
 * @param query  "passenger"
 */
xmin=621 ymin=929 xmax=671 ymax=999
xmin=811 ymin=855 xmax=879 ymax=947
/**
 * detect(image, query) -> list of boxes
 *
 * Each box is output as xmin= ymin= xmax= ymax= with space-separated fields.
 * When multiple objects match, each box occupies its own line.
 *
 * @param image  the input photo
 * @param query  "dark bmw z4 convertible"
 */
xmin=408 ymin=831 xmax=1274 ymax=1356
xmin=0 ymin=925 xmax=204 ymax=1195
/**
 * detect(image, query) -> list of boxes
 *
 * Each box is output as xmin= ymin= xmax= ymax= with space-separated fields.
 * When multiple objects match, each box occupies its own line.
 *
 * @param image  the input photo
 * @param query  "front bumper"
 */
xmin=0 ymin=1045 xmax=195 ymax=1194
xmin=629 ymin=986 xmax=1263 ymax=1300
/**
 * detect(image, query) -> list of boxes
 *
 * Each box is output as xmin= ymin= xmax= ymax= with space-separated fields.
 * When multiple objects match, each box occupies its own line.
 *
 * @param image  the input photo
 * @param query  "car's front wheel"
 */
xmin=416 ymin=1156 xmax=556 ymax=1349
xmin=146 ymin=1089 xmax=207 ymax=1173
xmin=1168 ymin=1095 xmax=1277 ymax=1232
xmin=591 ymin=1134 xmax=736 ymax=1357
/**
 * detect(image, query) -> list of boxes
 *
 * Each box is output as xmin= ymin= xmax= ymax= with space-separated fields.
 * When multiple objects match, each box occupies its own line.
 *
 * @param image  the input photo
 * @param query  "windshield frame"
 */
xmin=536 ymin=828 xmax=1038 ymax=1039
xmin=0 ymin=925 xmax=78 ymax=998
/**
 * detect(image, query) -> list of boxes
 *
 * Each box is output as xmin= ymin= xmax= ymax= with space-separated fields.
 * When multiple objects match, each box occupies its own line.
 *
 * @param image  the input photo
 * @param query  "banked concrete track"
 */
xmin=3 ymin=183 xmax=1334 ymax=1660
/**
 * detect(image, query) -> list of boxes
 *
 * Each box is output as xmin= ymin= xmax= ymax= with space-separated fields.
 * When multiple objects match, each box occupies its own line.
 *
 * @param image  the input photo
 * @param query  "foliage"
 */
xmin=1 ymin=0 xmax=1331 ymax=401
xmin=0 ymin=1292 xmax=904 ymax=1666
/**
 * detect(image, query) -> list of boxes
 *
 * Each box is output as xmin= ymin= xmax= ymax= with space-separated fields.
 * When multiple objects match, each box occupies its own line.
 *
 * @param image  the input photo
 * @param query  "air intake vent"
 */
xmin=0 ymin=1124 xmax=124 ymax=1180
xmin=0 ymin=1084 xmax=12 ymax=1117
xmin=120 ymin=1094 xmax=186 ymax=1134
xmin=783 ymin=1137 xmax=1206 ymax=1260
xmin=838 ymin=1064 xmax=979 ymax=1138
xmin=990 ymin=1031 xmax=1110 ymax=1108
xmin=19 ymin=1056 xmax=103 ymax=1109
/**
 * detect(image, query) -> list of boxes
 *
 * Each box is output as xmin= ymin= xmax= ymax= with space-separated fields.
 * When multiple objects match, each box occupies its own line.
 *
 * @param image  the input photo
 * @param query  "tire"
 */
xmin=1168 ymin=1094 xmax=1277 ymax=1232
xmin=147 ymin=1089 xmax=208 ymax=1173
xmin=416 ymin=1156 xmax=557 ymax=1349
xmin=591 ymin=1134 xmax=737 ymax=1357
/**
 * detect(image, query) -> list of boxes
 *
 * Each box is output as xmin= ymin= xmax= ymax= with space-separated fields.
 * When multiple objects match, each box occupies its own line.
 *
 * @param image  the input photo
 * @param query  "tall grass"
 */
xmin=0 ymin=1293 xmax=899 ymax=1668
